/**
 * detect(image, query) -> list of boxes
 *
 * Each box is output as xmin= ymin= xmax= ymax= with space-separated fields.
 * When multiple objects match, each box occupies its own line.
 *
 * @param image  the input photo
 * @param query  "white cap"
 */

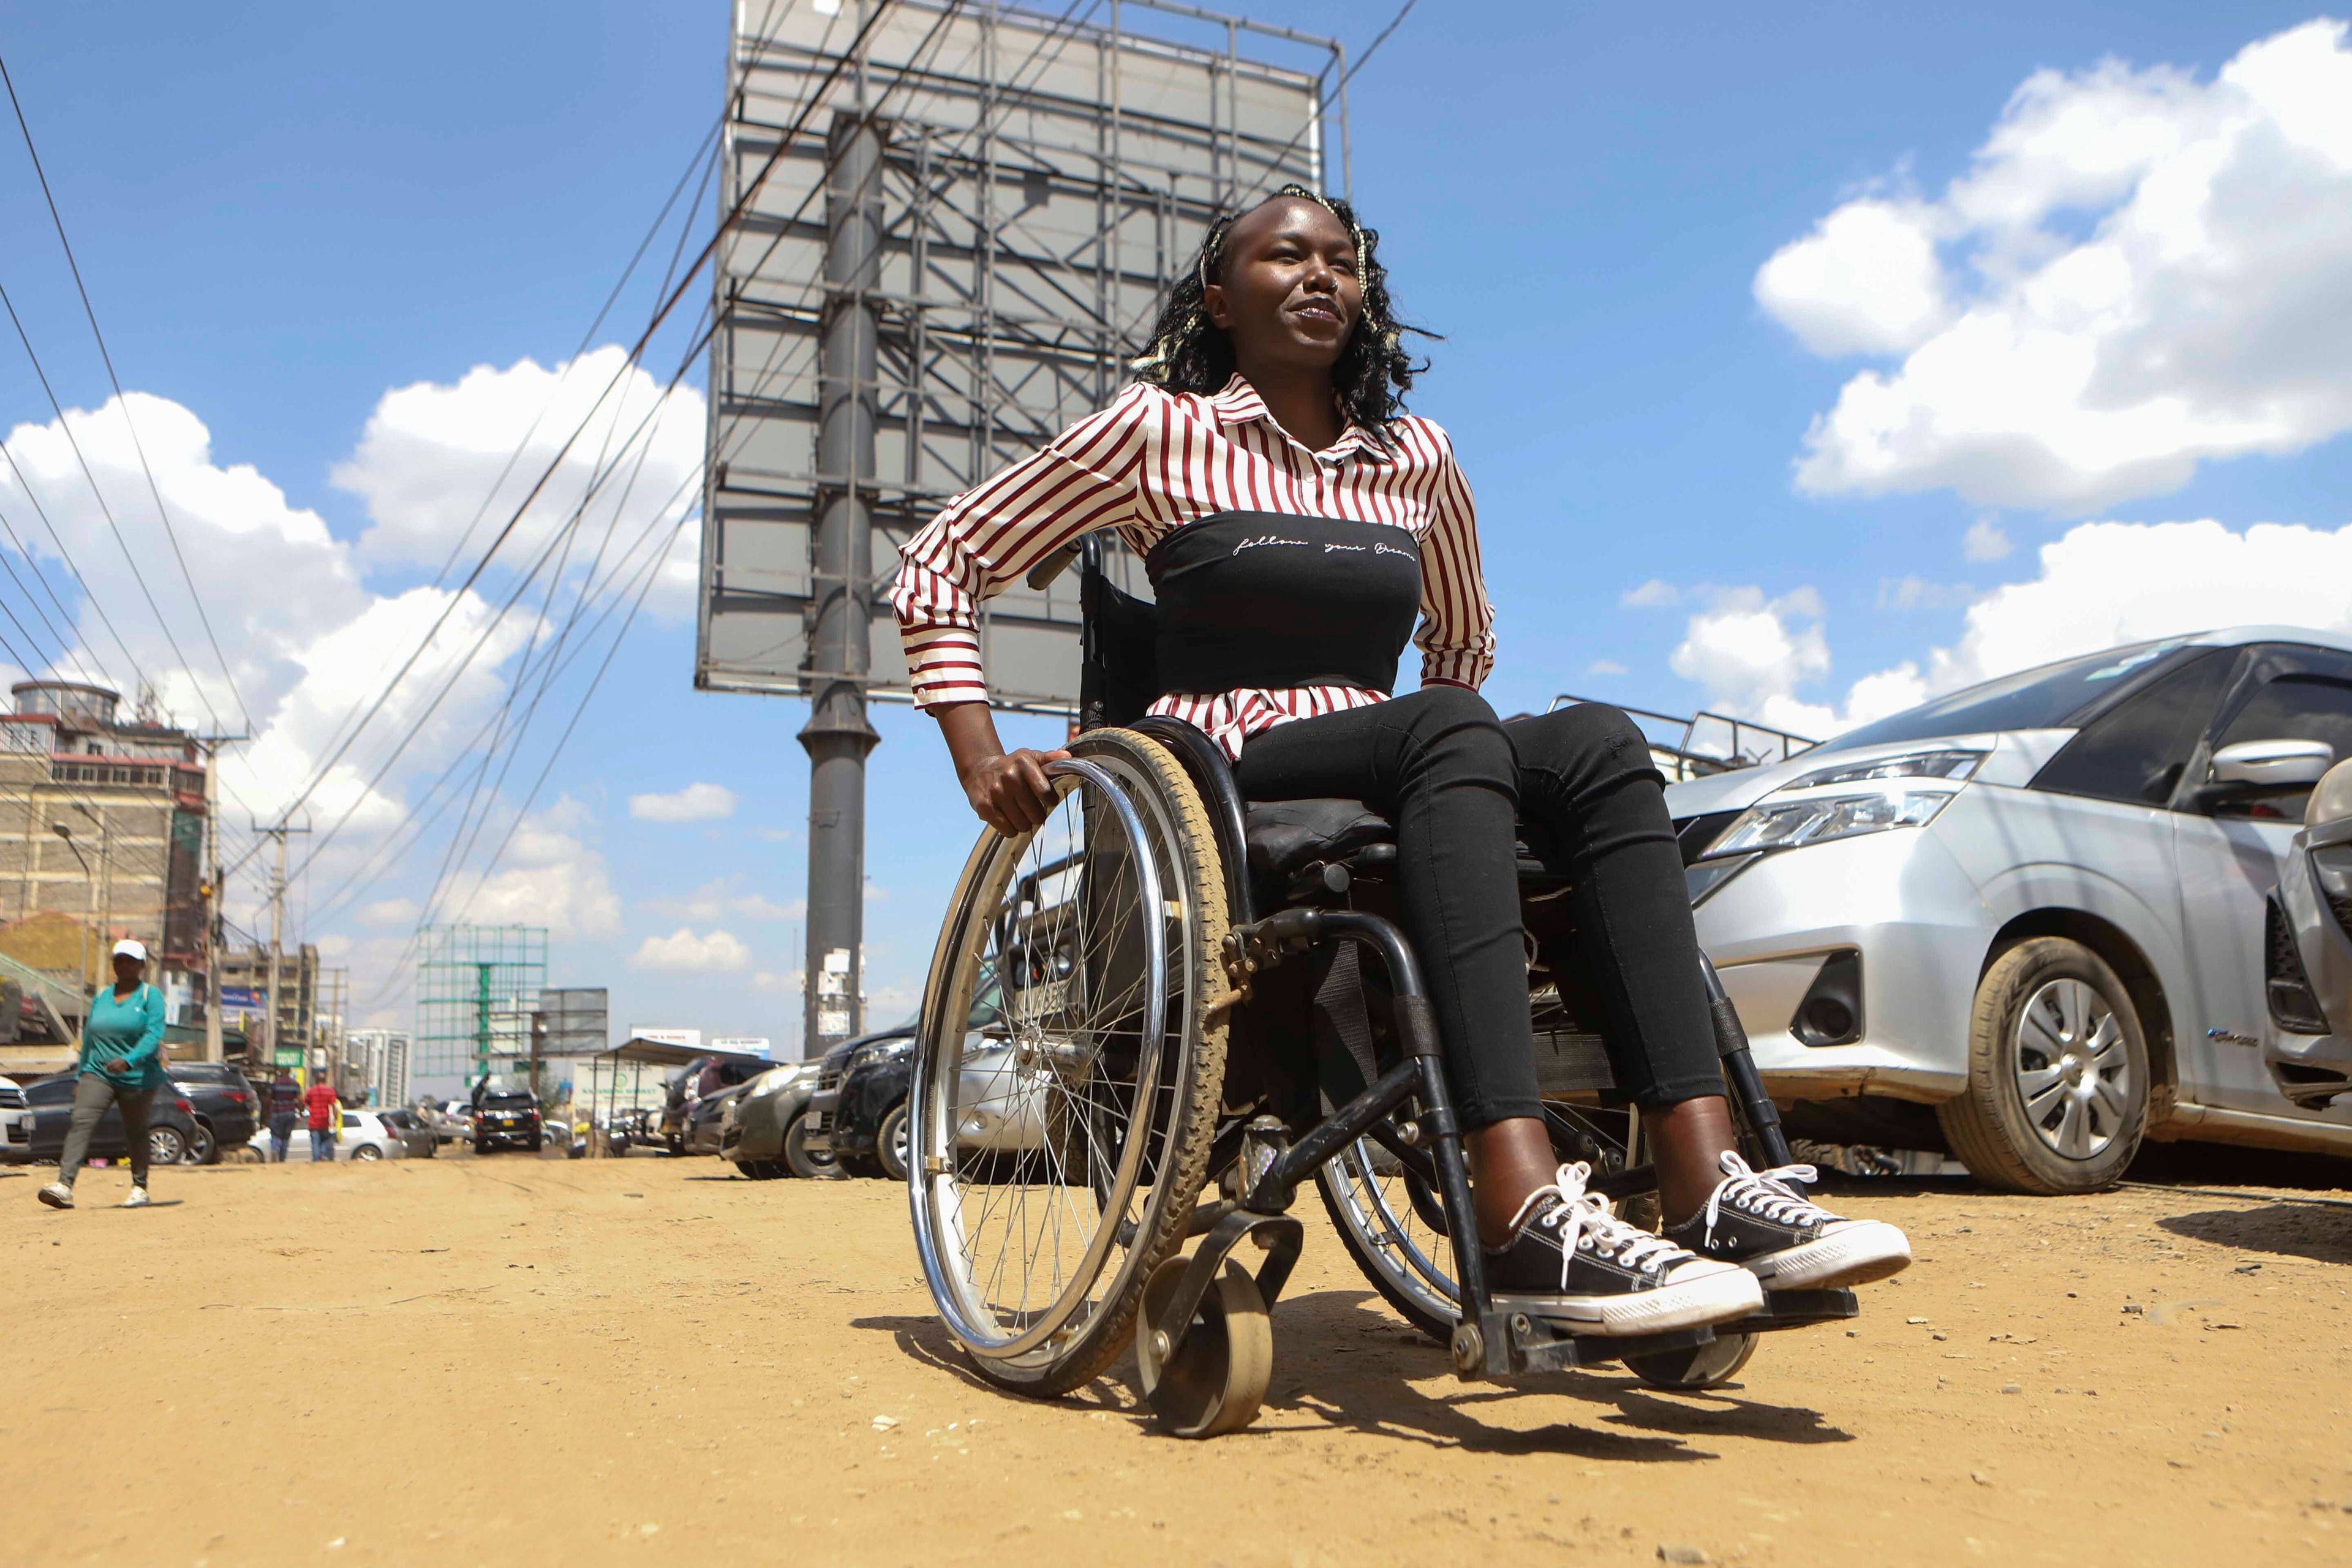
xmin=111 ymin=938 xmax=147 ymax=962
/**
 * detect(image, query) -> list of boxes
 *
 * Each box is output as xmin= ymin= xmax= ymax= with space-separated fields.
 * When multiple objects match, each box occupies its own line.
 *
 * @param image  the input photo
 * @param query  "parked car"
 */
xmin=21 ymin=1073 xmax=203 ymax=1167
xmin=246 ymin=1108 xmax=407 ymax=1161
xmin=1666 ymin=627 xmax=2352 ymax=1194
xmin=0 ymin=1074 xmax=32 ymax=1164
xmin=815 ymin=967 xmax=1039 ymax=1182
xmin=802 ymin=1023 xmax=917 ymax=1177
xmin=719 ymin=1061 xmax=824 ymax=1179
xmin=375 ymin=1107 xmax=438 ymax=1158
xmin=684 ymin=1081 xmax=752 ymax=1156
xmin=2264 ymin=756 xmax=2352 ymax=1110
xmin=420 ymin=1101 xmax=469 ymax=1145
xmin=165 ymin=1063 xmax=260 ymax=1165
xmin=470 ymin=1089 xmax=543 ymax=1154
xmin=660 ymin=1055 xmax=770 ymax=1154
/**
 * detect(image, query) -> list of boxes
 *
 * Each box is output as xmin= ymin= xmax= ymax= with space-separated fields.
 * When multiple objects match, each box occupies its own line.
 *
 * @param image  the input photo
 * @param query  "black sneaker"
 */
xmin=1483 ymin=1162 xmax=1763 ymax=1336
xmin=1664 ymin=1151 xmax=1912 ymax=1289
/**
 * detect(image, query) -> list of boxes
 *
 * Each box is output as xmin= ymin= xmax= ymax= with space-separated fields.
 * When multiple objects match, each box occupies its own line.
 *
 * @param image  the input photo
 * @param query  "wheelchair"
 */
xmin=905 ymin=543 xmax=1856 ymax=1437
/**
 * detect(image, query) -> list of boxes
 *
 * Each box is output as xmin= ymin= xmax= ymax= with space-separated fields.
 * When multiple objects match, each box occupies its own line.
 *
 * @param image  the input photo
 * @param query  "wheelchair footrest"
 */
xmin=1477 ymin=1298 xmax=1719 ymax=1378
xmin=1726 ymin=1286 xmax=1860 ymax=1335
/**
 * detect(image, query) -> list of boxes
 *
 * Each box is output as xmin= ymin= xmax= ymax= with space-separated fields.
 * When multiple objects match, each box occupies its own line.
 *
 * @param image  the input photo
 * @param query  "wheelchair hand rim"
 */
xmin=908 ymin=756 xmax=1176 ymax=1361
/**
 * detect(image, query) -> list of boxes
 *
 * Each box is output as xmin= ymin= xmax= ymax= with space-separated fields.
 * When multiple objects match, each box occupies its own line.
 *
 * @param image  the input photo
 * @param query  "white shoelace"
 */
xmin=1700 ymin=1150 xmax=1835 ymax=1247
xmin=1506 ymin=1161 xmax=1690 ymax=1290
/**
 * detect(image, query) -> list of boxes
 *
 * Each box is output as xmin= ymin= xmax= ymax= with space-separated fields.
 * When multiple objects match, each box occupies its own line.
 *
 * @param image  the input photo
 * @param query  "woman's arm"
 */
xmin=934 ymin=702 xmax=1068 ymax=836
xmin=891 ymin=384 xmax=1157 ymax=831
xmin=1408 ymin=423 xmax=1498 ymax=691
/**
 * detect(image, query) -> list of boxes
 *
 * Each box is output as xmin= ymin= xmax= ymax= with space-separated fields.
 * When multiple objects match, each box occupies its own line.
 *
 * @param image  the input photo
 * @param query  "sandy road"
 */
xmin=6 ymin=1152 xmax=2350 ymax=1567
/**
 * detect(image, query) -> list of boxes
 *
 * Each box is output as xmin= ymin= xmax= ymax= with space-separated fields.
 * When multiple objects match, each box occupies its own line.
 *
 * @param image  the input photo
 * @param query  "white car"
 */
xmin=249 ymin=1108 xmax=409 ymax=1162
xmin=0 ymin=1075 xmax=29 ymax=1164
xmin=1667 ymin=626 xmax=2352 ymax=1194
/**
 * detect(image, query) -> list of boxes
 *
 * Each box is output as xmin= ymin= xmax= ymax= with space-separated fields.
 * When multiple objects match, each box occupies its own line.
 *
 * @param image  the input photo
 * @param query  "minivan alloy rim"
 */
xmin=2011 ymin=977 xmax=2131 ymax=1160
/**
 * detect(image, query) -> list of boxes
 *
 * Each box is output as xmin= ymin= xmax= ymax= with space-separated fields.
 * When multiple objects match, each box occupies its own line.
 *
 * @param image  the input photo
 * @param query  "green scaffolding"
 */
xmin=414 ymin=925 xmax=547 ymax=1087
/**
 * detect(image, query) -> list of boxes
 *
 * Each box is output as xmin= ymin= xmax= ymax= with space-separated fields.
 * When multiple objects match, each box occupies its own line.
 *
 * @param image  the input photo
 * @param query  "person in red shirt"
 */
xmin=304 ymin=1077 xmax=341 ymax=1162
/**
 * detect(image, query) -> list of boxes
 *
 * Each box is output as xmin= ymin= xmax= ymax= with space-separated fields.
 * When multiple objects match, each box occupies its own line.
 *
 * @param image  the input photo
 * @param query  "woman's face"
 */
xmin=1204 ymin=197 xmax=1362 ymax=375
xmin=112 ymin=954 xmax=142 ymax=986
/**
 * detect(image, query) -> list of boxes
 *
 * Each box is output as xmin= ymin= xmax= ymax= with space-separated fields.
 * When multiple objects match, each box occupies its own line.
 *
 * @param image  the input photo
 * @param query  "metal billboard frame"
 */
xmin=697 ymin=0 xmax=1342 ymax=712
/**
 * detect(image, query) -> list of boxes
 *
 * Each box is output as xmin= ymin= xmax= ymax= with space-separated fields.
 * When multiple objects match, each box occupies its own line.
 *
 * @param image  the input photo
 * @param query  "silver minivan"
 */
xmin=1664 ymin=626 xmax=2352 ymax=1194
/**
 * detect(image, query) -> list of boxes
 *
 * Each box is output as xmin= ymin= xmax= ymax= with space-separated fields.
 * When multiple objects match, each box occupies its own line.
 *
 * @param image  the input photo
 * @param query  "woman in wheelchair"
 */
xmin=891 ymin=186 xmax=1909 ymax=1347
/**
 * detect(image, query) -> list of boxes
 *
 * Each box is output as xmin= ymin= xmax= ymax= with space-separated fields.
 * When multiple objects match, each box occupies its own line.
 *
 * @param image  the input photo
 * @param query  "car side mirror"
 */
xmin=2192 ymin=738 xmax=2335 ymax=811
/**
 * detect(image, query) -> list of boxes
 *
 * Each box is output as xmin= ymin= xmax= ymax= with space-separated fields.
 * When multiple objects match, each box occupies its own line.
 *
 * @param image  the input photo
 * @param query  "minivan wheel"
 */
xmin=876 ymin=1102 xmax=911 ymax=1183
xmin=1938 ymin=937 xmax=2149 ymax=1195
xmin=147 ymin=1125 xmax=187 ymax=1166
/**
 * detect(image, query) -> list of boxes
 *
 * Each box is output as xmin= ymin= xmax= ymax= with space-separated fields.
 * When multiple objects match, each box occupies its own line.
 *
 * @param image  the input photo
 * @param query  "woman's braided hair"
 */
xmin=1130 ymin=183 xmax=1427 ymax=436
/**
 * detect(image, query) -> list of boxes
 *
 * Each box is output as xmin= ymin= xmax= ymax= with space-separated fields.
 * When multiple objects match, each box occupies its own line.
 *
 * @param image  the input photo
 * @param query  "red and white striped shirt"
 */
xmin=889 ymin=374 xmax=1496 ymax=760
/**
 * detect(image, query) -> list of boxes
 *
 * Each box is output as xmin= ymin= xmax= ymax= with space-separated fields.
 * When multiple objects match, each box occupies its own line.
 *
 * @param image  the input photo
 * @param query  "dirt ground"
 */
xmin=7 ymin=1148 xmax=2351 ymax=1568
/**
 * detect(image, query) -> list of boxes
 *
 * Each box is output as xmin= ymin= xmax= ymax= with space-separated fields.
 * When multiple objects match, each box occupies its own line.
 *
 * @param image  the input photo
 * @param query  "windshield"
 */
xmin=1820 ymin=639 xmax=2202 ymax=753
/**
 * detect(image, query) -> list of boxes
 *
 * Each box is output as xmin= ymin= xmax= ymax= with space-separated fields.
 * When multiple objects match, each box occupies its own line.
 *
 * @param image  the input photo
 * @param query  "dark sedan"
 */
xmin=165 ymin=1063 xmax=260 ymax=1164
xmin=20 ymin=1073 xmax=203 ymax=1167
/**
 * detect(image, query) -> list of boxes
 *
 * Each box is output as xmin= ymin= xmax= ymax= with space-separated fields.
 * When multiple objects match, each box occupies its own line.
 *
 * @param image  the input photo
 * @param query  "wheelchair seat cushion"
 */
xmin=1242 ymin=799 xmax=1396 ymax=888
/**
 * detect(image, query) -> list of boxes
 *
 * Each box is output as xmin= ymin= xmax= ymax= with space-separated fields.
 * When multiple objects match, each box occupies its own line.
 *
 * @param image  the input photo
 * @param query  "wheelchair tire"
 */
xmin=1624 ymin=1331 xmax=1759 ymax=1390
xmin=908 ymin=728 xmax=1232 ymax=1397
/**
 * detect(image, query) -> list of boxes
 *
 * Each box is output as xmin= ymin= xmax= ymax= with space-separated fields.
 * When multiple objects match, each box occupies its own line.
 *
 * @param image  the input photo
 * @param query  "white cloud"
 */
xmin=1670 ymin=587 xmax=1839 ymax=737
xmin=1586 ymin=658 xmax=1630 ymax=677
xmin=1621 ymin=578 xmax=1680 ymax=608
xmin=1876 ymin=576 xmax=1971 ymax=612
xmin=752 ymin=969 xmax=802 ymax=995
xmin=1962 ymin=518 xmax=2014 ymax=562
xmin=1677 ymin=517 xmax=2352 ymax=744
xmin=438 ymin=797 xmax=622 ymax=941
xmin=1760 ymin=20 xmax=2352 ymax=511
xmin=629 ymin=782 xmax=738 ymax=822
xmin=356 ymin=897 xmax=420 ymax=928
xmin=633 ymin=927 xmax=753 ymax=973
xmin=1754 ymin=197 xmax=1949 ymax=356
xmin=641 ymin=877 xmax=801 ymax=923
xmin=1899 ymin=518 xmax=2352 ymax=696
xmin=332 ymin=346 xmax=704 ymax=617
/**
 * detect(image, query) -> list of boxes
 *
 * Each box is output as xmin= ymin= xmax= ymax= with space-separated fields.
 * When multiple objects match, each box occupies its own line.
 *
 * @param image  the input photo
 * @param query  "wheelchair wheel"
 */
xmin=908 ymin=728 xmax=1232 ymax=1396
xmin=1316 ymin=1134 xmax=1456 ymax=1342
xmin=1135 ymin=1254 xmax=1272 ymax=1438
xmin=1624 ymin=1332 xmax=1759 ymax=1390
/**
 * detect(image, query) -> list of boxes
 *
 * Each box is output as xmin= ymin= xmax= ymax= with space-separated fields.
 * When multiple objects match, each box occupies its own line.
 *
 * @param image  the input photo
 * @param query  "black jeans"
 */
xmin=1233 ymin=687 xmax=1724 ymax=1129
xmin=58 ymin=1072 xmax=156 ymax=1188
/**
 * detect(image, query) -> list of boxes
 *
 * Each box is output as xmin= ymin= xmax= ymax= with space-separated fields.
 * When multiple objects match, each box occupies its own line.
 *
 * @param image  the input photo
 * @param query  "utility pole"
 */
xmin=253 ymin=818 xmax=311 ymax=1080
xmin=799 ymin=102 xmax=883 ymax=1056
xmin=196 ymin=734 xmax=245 ymax=1065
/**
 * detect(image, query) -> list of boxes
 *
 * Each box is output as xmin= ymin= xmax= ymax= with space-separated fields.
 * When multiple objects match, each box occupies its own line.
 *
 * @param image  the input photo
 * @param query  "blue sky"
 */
xmin=5 ymin=2 xmax=2350 ymax=1079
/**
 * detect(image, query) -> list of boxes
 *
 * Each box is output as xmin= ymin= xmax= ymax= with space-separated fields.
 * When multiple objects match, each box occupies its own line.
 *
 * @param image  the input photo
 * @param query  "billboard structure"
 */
xmin=413 ymin=925 xmax=546 ymax=1088
xmin=700 ymin=0 xmax=1343 ymax=1052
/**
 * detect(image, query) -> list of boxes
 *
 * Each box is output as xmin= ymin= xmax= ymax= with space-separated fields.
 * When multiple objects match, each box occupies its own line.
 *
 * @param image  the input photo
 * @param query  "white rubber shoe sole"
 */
xmin=1744 ymin=1219 xmax=1912 ymax=1289
xmin=37 ymin=1182 xmax=73 ymax=1210
xmin=1499 ymin=1260 xmax=1765 ymax=1338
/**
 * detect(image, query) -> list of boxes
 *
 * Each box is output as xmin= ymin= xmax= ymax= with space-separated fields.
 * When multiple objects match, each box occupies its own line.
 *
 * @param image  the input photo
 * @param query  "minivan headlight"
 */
xmin=1781 ymin=748 xmax=1985 ymax=790
xmin=1706 ymin=788 xmax=1958 ymax=857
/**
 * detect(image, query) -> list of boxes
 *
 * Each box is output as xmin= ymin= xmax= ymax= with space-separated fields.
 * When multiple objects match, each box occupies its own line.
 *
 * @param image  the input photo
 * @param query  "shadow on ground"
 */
xmin=2159 ymin=1205 xmax=2352 ymax=1267
xmin=856 ymin=1284 xmax=1854 ymax=1461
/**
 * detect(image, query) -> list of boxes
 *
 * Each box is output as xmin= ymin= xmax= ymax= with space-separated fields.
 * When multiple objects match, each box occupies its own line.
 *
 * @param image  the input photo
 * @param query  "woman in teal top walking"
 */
xmin=38 ymin=938 xmax=168 ymax=1210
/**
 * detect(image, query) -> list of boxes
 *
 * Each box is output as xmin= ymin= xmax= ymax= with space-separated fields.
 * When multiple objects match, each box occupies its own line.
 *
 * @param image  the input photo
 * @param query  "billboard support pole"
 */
xmin=799 ymin=106 xmax=884 ymax=1056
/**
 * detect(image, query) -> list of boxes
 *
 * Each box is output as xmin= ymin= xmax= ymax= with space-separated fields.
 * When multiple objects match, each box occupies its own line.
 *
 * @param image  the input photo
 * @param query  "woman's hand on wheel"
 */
xmin=960 ymin=747 xmax=1071 ymax=837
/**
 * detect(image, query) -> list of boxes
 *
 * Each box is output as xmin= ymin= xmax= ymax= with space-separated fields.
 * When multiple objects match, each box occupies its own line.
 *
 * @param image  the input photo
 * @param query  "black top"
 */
xmin=1144 ymin=512 xmax=1423 ymax=696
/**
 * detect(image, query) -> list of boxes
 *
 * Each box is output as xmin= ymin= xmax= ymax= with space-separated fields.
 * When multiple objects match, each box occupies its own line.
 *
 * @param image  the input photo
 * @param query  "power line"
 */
xmin=230 ymin=1 xmax=904 ymax=869
xmin=0 ymin=277 xmax=235 ymax=736
xmin=0 ymin=50 xmax=257 ymax=733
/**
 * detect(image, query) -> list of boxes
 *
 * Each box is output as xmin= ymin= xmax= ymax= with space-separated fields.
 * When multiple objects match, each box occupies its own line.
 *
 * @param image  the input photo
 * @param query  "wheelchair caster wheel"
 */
xmin=1624 ymin=1331 xmax=1758 ymax=1390
xmin=1136 ymin=1254 xmax=1272 ymax=1438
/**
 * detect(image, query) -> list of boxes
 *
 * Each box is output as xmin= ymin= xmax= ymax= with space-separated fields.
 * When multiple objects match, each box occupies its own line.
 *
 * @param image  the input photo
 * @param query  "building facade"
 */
xmin=0 ymin=681 xmax=210 ymax=1067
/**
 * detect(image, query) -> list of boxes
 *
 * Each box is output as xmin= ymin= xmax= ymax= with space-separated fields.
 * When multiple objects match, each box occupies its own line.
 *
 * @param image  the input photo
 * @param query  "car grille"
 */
xmin=0 ymin=1084 xmax=23 ymax=1110
xmin=2264 ymin=895 xmax=2329 ymax=1035
xmin=818 ymin=1062 xmax=843 ymax=1091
